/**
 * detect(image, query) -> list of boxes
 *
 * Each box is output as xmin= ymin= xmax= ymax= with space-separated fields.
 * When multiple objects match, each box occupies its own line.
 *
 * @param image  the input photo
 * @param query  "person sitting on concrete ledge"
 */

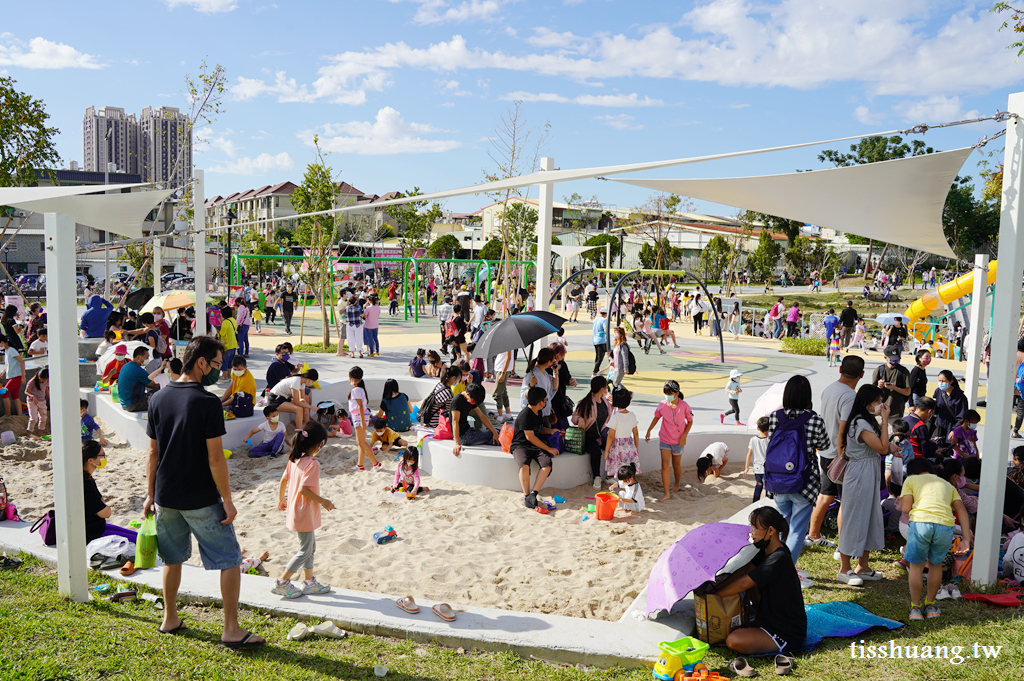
xmin=512 ymin=386 xmax=560 ymax=509
xmin=118 ymin=346 xmax=162 ymax=413
xmin=451 ymin=383 xmax=501 ymax=455
xmin=221 ymin=356 xmax=257 ymax=407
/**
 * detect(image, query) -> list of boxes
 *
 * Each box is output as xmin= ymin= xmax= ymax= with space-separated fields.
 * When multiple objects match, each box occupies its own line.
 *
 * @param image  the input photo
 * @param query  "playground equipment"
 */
xmin=900 ymin=261 xmax=999 ymax=341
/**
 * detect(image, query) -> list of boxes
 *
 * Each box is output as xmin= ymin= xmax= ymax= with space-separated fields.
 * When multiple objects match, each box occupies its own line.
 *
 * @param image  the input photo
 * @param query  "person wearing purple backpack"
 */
xmin=764 ymin=375 xmax=830 ymax=588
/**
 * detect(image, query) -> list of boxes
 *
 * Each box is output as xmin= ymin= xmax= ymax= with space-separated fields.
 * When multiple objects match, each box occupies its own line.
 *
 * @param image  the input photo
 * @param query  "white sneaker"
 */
xmin=796 ymin=568 xmax=810 ymax=579
xmin=949 ymin=585 xmax=962 ymax=599
xmin=593 ymin=477 xmax=602 ymax=490
xmin=805 ymin=535 xmax=837 ymax=548
xmin=301 ymin=578 xmax=332 ymax=595
xmin=833 ymin=549 xmax=841 ymax=561
xmin=837 ymin=571 xmax=864 ymax=586
xmin=799 ymin=577 xmax=814 ymax=589
xmin=271 ymin=580 xmax=303 ymax=599
xmin=935 ymin=585 xmax=951 ymax=600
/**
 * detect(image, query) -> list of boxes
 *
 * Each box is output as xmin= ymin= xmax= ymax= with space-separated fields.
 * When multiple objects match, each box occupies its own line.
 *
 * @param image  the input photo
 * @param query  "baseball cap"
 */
xmin=883 ymin=345 xmax=901 ymax=361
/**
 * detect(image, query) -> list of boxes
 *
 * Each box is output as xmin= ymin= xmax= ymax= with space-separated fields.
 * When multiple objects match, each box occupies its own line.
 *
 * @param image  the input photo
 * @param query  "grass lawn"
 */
xmin=1 ymin=541 xmax=1022 ymax=680
xmin=735 ymin=291 xmax=918 ymax=317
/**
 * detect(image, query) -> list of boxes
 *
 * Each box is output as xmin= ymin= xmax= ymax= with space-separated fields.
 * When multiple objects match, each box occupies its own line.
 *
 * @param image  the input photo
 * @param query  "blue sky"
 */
xmin=1 ymin=0 xmax=1021 ymax=216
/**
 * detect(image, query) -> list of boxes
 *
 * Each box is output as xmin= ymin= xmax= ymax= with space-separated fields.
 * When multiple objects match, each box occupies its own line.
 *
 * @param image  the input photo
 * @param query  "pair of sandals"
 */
xmin=396 ymin=596 xmax=456 ymax=622
xmin=89 ymin=553 xmax=130 ymax=571
xmin=729 ymin=655 xmax=795 ymax=676
xmin=287 ymin=620 xmax=348 ymax=641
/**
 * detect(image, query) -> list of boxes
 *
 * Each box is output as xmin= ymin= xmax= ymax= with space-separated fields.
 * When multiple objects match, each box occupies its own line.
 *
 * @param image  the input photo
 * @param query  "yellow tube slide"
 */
xmin=902 ymin=260 xmax=999 ymax=328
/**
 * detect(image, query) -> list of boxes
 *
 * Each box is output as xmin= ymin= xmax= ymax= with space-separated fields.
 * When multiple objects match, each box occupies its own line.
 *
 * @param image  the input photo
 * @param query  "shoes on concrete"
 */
xmin=271 ymin=580 xmax=303 ymax=599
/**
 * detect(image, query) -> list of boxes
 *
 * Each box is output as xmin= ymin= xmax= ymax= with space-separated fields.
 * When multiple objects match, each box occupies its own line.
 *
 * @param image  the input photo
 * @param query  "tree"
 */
xmin=500 ymin=201 xmax=539 ymax=260
xmin=384 ymin=187 xmax=443 ymax=257
xmin=427 ymin=233 xmax=463 ymax=280
xmin=479 ymin=238 xmax=503 ymax=262
xmin=583 ymin=233 xmax=621 ymax=267
xmin=562 ymin=192 xmax=599 ymax=235
xmin=275 ymin=226 xmax=295 ymax=247
xmin=994 ymin=2 xmax=1024 ymax=56
xmin=943 ymin=176 xmax=999 ymax=258
xmin=239 ymin=229 xmax=280 ymax=281
xmin=118 ymin=242 xmax=153 ymax=288
xmin=0 ymin=76 xmax=61 ymax=188
xmin=740 ymin=212 xmax=802 ymax=247
xmin=638 ymin=238 xmax=683 ymax=269
xmin=699 ymin=235 xmax=732 ymax=282
xmin=289 ymin=136 xmax=341 ymax=347
xmin=745 ymin=230 xmax=783 ymax=282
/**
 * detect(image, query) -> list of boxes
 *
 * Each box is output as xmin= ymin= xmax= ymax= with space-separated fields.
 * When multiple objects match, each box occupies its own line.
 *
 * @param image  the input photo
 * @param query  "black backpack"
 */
xmin=625 ymin=345 xmax=637 ymax=375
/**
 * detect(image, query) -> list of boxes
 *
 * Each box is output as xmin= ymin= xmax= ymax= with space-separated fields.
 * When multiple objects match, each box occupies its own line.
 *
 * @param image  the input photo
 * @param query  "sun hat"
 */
xmin=114 ymin=344 xmax=128 ymax=355
xmin=729 ymin=369 xmax=743 ymax=379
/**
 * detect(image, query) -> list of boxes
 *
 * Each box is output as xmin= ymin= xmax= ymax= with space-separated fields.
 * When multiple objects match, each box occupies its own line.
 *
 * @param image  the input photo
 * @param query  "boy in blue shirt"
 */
xmin=823 ymin=308 xmax=840 ymax=340
xmin=80 ymin=398 xmax=107 ymax=445
xmin=118 ymin=347 xmax=160 ymax=412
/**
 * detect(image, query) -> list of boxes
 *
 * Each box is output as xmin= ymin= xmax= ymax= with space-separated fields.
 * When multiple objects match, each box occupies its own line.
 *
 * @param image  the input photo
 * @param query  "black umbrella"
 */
xmin=124 ymin=287 xmax=154 ymax=310
xmin=472 ymin=311 xmax=567 ymax=360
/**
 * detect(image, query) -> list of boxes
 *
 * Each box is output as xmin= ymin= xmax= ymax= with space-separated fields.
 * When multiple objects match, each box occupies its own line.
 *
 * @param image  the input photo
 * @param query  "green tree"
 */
xmin=699 ymin=235 xmax=732 ymax=282
xmin=427 ymin=233 xmax=463 ymax=280
xmin=994 ymin=2 xmax=1024 ymax=55
xmin=275 ymin=226 xmax=295 ymax=247
xmin=239 ymin=229 xmax=280 ymax=281
xmin=0 ymin=76 xmax=61 ymax=188
xmin=943 ymin=176 xmax=1000 ymax=257
xmin=638 ymin=238 xmax=683 ymax=270
xmin=479 ymin=238 xmax=503 ymax=262
xmin=385 ymin=187 xmax=443 ymax=257
xmin=583 ymin=234 xmax=621 ymax=267
xmin=500 ymin=201 xmax=539 ymax=260
xmin=562 ymin=192 xmax=599 ymax=234
xmin=745 ymin=230 xmax=783 ymax=282
xmin=290 ymin=136 xmax=341 ymax=346
xmin=117 ymin=242 xmax=153 ymax=288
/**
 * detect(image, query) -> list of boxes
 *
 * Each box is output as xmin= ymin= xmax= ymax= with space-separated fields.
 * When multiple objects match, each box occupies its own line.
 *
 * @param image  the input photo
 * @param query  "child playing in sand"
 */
xmin=743 ymin=417 xmax=770 ymax=502
xmin=245 ymin=405 xmax=292 ymax=458
xmin=371 ymin=417 xmax=409 ymax=457
xmin=828 ymin=328 xmax=842 ymax=367
xmin=719 ymin=370 xmax=743 ymax=425
xmin=613 ymin=463 xmax=645 ymax=515
xmin=272 ymin=421 xmax=334 ymax=600
xmin=696 ymin=442 xmax=729 ymax=482
xmin=25 ymin=368 xmax=49 ymax=439
xmin=604 ymin=386 xmax=641 ymax=477
xmin=80 ymin=399 xmax=107 ymax=446
xmin=348 ymin=366 xmax=380 ymax=471
xmin=388 ymin=446 xmax=429 ymax=496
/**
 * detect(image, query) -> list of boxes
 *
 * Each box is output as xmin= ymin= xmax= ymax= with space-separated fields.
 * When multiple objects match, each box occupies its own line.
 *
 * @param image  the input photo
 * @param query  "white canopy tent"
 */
xmin=550 ymin=244 xmax=601 ymax=313
xmin=611 ymin=148 xmax=972 ymax=259
xmin=0 ymin=179 xmax=198 ymax=602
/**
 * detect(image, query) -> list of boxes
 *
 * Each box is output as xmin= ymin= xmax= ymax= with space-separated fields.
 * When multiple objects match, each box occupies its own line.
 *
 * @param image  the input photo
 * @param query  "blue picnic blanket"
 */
xmin=748 ymin=601 xmax=903 ymax=655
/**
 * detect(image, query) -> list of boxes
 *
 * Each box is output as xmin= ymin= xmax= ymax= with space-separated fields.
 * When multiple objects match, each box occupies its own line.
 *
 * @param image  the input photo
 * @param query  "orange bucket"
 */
xmin=595 ymin=492 xmax=619 ymax=520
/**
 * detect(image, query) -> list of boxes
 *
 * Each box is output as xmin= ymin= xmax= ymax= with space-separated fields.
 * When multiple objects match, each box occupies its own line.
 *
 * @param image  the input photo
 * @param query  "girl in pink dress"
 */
xmin=604 ymin=386 xmax=641 ymax=477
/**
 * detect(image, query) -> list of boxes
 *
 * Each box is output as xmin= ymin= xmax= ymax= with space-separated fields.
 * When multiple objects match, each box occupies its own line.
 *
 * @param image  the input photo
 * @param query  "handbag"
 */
xmin=231 ymin=392 xmax=254 ymax=418
xmin=545 ymin=430 xmax=564 ymax=453
xmin=134 ymin=514 xmax=158 ymax=570
xmin=434 ymin=413 xmax=453 ymax=440
xmin=827 ymin=454 xmax=848 ymax=484
xmin=564 ymin=426 xmax=585 ymax=455
xmin=30 ymin=510 xmax=57 ymax=546
xmin=498 ymin=422 xmax=514 ymax=452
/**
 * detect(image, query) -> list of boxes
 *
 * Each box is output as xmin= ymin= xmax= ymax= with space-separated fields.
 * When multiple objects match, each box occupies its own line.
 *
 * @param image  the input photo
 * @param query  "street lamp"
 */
xmin=224 ymin=208 xmax=237 ymax=286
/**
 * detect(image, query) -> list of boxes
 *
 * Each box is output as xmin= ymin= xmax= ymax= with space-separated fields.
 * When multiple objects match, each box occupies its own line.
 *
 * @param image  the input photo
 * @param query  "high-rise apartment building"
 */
xmin=140 ymin=106 xmax=191 ymax=189
xmin=83 ymin=105 xmax=192 ymax=188
xmin=82 ymin=106 xmax=140 ymax=175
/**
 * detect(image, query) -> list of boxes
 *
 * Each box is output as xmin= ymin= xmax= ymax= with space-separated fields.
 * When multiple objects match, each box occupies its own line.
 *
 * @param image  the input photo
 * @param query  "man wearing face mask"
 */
xmin=872 ymin=345 xmax=911 ymax=426
xmin=265 ymin=344 xmax=294 ymax=393
xmin=144 ymin=336 xmax=264 ymax=648
xmin=118 ymin=347 xmax=161 ymax=412
xmin=277 ymin=284 xmax=297 ymax=335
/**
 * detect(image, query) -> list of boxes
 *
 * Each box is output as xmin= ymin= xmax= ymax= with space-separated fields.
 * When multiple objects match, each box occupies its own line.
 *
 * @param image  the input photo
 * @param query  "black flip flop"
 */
xmin=221 ymin=631 xmax=264 ymax=649
xmin=99 ymin=554 xmax=128 ymax=571
xmin=0 ymin=556 xmax=22 ymax=570
xmin=157 ymin=620 xmax=186 ymax=635
xmin=89 ymin=553 xmax=106 ymax=570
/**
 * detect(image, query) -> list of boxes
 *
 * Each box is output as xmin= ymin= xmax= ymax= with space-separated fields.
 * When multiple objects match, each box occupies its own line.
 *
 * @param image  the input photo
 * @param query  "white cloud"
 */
xmin=207 ymin=152 xmax=294 ymax=176
xmin=501 ymin=91 xmax=663 ymax=107
xmin=729 ymin=102 xmax=750 ymax=109
xmin=196 ymin=127 xmax=242 ymax=158
xmin=440 ymin=101 xmax=456 ymax=107
xmin=386 ymin=0 xmax=502 ymax=25
xmin=594 ymin=114 xmax=642 ymax=130
xmin=437 ymin=79 xmax=471 ymax=95
xmin=231 ymin=68 xmax=376 ymax=105
xmin=163 ymin=0 xmax=238 ymax=13
xmin=853 ymin=105 xmax=884 ymax=125
xmin=0 ymin=35 xmax=104 ymax=69
xmin=301 ymin=107 xmax=461 ymax=155
xmin=894 ymin=95 xmax=979 ymax=123
xmin=525 ymin=27 xmax=591 ymax=52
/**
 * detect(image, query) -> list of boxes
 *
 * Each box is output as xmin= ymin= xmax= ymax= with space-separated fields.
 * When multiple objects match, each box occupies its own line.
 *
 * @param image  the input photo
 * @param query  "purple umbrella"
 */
xmin=646 ymin=522 xmax=752 ymax=616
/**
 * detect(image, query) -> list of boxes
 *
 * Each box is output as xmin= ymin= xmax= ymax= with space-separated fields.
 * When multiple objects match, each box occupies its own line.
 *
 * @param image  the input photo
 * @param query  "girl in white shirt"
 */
xmin=604 ymin=386 xmax=640 ymax=477
xmin=613 ymin=462 xmax=645 ymax=515
xmin=348 ymin=366 xmax=379 ymax=471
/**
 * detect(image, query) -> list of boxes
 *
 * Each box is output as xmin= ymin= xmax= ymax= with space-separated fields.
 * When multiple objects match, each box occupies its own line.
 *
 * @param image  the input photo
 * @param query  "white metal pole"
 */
xmin=103 ymin=245 xmax=110 ymax=298
xmin=964 ymin=253 xmax=989 ymax=409
xmin=153 ymin=237 xmax=162 ymax=295
xmin=975 ymin=94 xmax=1024 ymax=585
xmin=193 ymin=170 xmax=207 ymax=336
xmin=45 ymin=212 xmax=89 ymax=602
xmin=536 ymin=157 xmax=554 ymax=315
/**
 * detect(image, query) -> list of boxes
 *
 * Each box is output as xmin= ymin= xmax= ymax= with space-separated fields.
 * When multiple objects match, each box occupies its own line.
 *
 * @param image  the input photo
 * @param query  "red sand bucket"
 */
xmin=595 ymin=492 xmax=619 ymax=520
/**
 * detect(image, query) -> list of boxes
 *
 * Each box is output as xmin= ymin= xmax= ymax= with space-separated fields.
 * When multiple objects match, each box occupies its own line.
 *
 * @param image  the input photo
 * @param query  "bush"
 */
xmin=780 ymin=337 xmax=828 ymax=356
xmin=293 ymin=342 xmax=341 ymax=353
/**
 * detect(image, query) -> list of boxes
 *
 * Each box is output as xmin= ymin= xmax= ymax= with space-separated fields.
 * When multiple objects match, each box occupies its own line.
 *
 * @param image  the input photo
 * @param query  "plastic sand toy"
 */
xmin=653 ymin=637 xmax=710 ymax=681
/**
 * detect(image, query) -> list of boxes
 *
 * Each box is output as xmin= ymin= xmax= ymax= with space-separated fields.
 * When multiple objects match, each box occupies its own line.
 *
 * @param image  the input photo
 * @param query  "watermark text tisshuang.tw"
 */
xmin=850 ymin=640 xmax=1003 ymax=665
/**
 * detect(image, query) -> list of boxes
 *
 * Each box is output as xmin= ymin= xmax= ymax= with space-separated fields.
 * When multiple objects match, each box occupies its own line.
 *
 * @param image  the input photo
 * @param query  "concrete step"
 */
xmin=78 ymin=338 xmax=101 ymax=359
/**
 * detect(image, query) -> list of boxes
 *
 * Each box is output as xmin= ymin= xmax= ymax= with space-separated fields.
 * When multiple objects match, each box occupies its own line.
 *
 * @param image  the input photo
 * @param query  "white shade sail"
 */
xmin=551 ymin=244 xmax=601 ymax=262
xmin=0 ymin=187 xmax=175 ymax=238
xmin=612 ymin=148 xmax=972 ymax=258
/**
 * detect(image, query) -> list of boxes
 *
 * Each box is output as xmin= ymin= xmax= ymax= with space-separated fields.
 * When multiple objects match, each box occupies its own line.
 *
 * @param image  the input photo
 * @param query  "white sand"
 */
xmin=3 ymin=416 xmax=755 ymax=621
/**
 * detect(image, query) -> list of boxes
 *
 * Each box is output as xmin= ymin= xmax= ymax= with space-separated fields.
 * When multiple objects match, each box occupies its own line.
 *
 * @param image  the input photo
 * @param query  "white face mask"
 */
xmin=872 ymin=403 xmax=883 ymax=415
xmin=231 ymin=368 xmax=245 ymax=377
xmin=269 ymin=415 xmax=279 ymax=424
xmin=153 ymin=314 xmax=162 ymax=322
xmin=114 ymin=355 xmax=125 ymax=361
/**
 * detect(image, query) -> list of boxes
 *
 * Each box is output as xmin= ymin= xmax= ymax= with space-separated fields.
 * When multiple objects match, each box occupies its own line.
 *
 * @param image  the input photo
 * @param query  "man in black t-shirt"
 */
xmin=143 ymin=336 xmax=263 ymax=648
xmin=511 ymin=386 xmax=559 ymax=509
xmin=839 ymin=300 xmax=857 ymax=348
xmin=451 ymin=384 xmax=500 ymax=453
xmin=277 ymin=284 xmax=297 ymax=335
xmin=568 ymin=284 xmax=584 ymax=322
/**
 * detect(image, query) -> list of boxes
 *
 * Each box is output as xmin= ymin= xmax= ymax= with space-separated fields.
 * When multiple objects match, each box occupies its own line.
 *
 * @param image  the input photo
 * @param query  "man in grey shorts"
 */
xmin=143 ymin=336 xmax=264 ymax=649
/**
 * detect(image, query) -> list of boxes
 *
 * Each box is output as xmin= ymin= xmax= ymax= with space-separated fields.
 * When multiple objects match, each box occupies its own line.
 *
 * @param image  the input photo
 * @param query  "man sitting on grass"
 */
xmin=511 ymin=386 xmax=560 ymax=509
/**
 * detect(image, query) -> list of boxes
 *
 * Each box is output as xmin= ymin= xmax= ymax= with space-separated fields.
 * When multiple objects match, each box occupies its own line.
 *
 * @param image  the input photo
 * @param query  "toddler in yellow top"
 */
xmin=371 ymin=417 xmax=409 ymax=456
xmin=899 ymin=458 xmax=971 ymax=623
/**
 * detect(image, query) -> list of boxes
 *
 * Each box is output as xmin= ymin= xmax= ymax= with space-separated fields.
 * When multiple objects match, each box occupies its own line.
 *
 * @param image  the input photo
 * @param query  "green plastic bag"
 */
xmin=564 ymin=426 xmax=585 ymax=455
xmin=134 ymin=514 xmax=157 ymax=569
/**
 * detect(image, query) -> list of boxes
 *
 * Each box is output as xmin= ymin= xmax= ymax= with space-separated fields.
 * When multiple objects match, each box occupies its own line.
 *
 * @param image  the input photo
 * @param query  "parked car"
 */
xmin=161 ymin=272 xmax=186 ymax=286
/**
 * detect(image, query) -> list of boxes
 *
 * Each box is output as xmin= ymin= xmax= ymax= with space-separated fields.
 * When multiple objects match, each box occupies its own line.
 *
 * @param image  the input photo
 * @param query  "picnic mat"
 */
xmin=749 ymin=601 xmax=903 ymax=655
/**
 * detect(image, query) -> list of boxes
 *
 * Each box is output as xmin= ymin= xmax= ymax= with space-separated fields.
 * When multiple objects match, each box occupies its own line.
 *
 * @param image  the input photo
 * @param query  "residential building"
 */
xmin=83 ymin=106 xmax=140 ymax=175
xmin=139 ymin=106 xmax=191 ymax=189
